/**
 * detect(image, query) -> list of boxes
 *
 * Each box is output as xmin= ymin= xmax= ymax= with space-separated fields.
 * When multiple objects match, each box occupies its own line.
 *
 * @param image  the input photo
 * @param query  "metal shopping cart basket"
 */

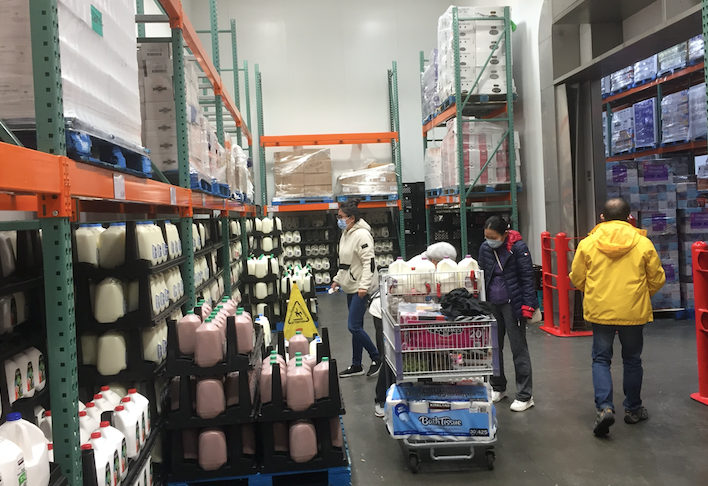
xmin=380 ymin=270 xmax=500 ymax=473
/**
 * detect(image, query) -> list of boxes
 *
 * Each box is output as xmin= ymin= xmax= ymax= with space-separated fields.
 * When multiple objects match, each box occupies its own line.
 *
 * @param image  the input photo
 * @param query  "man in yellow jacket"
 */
xmin=570 ymin=198 xmax=665 ymax=437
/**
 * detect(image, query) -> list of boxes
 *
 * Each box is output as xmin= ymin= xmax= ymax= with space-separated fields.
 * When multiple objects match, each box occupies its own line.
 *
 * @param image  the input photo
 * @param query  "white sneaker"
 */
xmin=374 ymin=403 xmax=385 ymax=418
xmin=492 ymin=390 xmax=507 ymax=403
xmin=510 ymin=397 xmax=534 ymax=412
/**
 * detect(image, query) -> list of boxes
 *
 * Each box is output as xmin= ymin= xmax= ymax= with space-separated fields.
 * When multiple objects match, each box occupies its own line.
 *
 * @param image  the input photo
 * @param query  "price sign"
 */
xmin=328 ymin=202 xmax=339 ymax=209
xmin=267 ymin=205 xmax=279 ymax=213
xmin=170 ymin=187 xmax=177 ymax=206
xmin=113 ymin=174 xmax=126 ymax=200
xmin=386 ymin=201 xmax=397 ymax=207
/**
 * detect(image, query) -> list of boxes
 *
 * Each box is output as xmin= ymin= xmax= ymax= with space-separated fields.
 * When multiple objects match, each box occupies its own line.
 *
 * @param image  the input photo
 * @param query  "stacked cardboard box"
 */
xmin=274 ymin=149 xmax=333 ymax=198
xmin=335 ymin=163 xmax=397 ymax=196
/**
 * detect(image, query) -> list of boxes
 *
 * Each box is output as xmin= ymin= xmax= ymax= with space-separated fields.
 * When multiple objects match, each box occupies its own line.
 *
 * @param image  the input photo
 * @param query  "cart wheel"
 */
xmin=486 ymin=451 xmax=495 ymax=470
xmin=408 ymin=454 xmax=420 ymax=473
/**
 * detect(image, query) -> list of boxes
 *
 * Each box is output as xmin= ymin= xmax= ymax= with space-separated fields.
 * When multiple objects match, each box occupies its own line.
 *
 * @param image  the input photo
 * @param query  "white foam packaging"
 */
xmin=0 ymin=0 xmax=141 ymax=147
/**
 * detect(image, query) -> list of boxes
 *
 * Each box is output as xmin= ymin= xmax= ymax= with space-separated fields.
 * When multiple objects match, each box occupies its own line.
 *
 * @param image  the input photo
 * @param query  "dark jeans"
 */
xmin=347 ymin=293 xmax=379 ymax=367
xmin=375 ymin=360 xmax=396 ymax=404
xmin=373 ymin=316 xmax=384 ymax=358
xmin=591 ymin=323 xmax=644 ymax=412
xmin=490 ymin=303 xmax=533 ymax=401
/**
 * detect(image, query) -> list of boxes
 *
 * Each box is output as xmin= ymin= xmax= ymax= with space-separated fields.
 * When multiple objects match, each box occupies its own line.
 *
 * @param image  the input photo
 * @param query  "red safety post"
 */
xmin=539 ymin=232 xmax=593 ymax=337
xmin=691 ymin=241 xmax=708 ymax=406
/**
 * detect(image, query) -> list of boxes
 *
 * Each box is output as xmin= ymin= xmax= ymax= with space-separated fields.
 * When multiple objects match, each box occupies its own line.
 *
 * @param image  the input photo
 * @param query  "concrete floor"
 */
xmin=318 ymin=292 xmax=708 ymax=486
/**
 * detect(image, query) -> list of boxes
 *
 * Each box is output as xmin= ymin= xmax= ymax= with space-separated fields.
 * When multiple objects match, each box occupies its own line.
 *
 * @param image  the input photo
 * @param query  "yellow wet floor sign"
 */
xmin=283 ymin=282 xmax=317 ymax=339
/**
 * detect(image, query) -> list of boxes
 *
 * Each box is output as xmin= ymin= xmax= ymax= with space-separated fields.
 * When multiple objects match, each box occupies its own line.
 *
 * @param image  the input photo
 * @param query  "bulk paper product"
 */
xmin=601 ymin=76 xmax=611 ymax=97
xmin=602 ymin=112 xmax=609 ymax=157
xmin=638 ymin=158 xmax=689 ymax=186
xmin=640 ymin=209 xmax=677 ymax=236
xmin=0 ymin=0 xmax=141 ymax=147
xmin=610 ymin=66 xmax=634 ymax=92
xmin=274 ymin=148 xmax=332 ymax=198
xmin=633 ymin=55 xmax=658 ymax=84
xmin=661 ymin=90 xmax=690 ymax=144
xmin=633 ymin=98 xmax=658 ymax=150
xmin=658 ymin=42 xmax=688 ymax=75
xmin=424 ymin=147 xmax=443 ymax=190
xmin=421 ymin=49 xmax=439 ymax=120
xmin=688 ymin=35 xmax=705 ymax=64
xmin=335 ymin=163 xmax=397 ymax=196
xmin=688 ymin=83 xmax=707 ymax=141
xmin=610 ymin=107 xmax=634 ymax=154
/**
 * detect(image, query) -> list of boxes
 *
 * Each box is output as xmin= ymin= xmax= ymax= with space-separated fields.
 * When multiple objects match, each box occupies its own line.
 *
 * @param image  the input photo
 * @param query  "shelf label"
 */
xmin=202 ymin=193 xmax=206 ymax=206
xmin=113 ymin=174 xmax=126 ymax=200
xmin=170 ymin=187 xmax=177 ymax=206
xmin=267 ymin=205 xmax=279 ymax=213
xmin=386 ymin=201 xmax=397 ymax=207
xmin=328 ymin=202 xmax=339 ymax=210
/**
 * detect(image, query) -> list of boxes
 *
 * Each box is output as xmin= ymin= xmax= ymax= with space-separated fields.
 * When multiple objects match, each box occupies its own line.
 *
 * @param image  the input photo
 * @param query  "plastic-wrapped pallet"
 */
xmin=602 ymin=112 xmax=609 ymax=157
xmin=610 ymin=66 xmax=633 ymax=93
xmin=636 ymin=183 xmax=677 ymax=212
xmin=633 ymin=55 xmax=658 ymax=85
xmin=0 ymin=0 xmax=141 ymax=147
xmin=658 ymin=42 xmax=687 ymax=75
xmin=661 ymin=90 xmax=690 ymax=144
xmin=606 ymin=161 xmax=638 ymax=189
xmin=610 ymin=107 xmax=634 ymax=155
xmin=335 ymin=163 xmax=397 ymax=196
xmin=421 ymin=49 xmax=439 ymax=120
xmin=640 ymin=209 xmax=677 ymax=237
xmin=424 ymin=147 xmax=443 ymax=191
xmin=688 ymin=35 xmax=705 ymax=64
xmin=274 ymin=149 xmax=333 ymax=198
xmin=633 ymin=98 xmax=658 ymax=150
xmin=688 ymin=83 xmax=707 ymax=141
xmin=601 ymin=76 xmax=612 ymax=97
xmin=638 ymin=157 xmax=689 ymax=186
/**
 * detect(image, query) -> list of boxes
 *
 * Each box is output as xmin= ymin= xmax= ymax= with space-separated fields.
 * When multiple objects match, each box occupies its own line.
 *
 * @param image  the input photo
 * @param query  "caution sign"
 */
xmin=283 ymin=283 xmax=318 ymax=339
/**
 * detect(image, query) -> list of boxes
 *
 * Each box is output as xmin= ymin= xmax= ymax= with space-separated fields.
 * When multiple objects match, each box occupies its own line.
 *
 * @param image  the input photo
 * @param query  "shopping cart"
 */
xmin=380 ymin=270 xmax=499 ymax=473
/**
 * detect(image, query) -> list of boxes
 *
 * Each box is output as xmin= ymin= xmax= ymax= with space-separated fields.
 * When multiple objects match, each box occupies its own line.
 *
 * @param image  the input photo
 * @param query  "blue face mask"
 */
xmin=337 ymin=218 xmax=349 ymax=230
xmin=486 ymin=238 xmax=503 ymax=249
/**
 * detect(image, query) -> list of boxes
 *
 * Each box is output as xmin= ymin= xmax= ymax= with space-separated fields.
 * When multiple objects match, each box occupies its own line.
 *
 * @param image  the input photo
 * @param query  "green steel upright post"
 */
xmin=230 ymin=20 xmax=243 ymax=149
xmin=136 ymin=0 xmax=145 ymax=37
xmin=209 ymin=0 xmax=224 ymax=146
xmin=504 ymin=6 xmax=517 ymax=230
xmin=29 ymin=2 xmax=81 ymax=485
xmin=390 ymin=61 xmax=406 ymax=259
xmin=453 ymin=7 xmax=468 ymax=252
xmin=221 ymin=215 xmax=231 ymax=295
xmin=173 ymin=27 xmax=196 ymax=308
xmin=256 ymin=64 xmax=267 ymax=208
xmin=243 ymin=60 xmax=253 ymax=160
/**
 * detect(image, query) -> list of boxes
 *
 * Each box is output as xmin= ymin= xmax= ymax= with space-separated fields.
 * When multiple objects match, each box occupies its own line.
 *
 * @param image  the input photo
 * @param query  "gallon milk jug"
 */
xmin=289 ymin=420 xmax=317 ymax=463
xmin=254 ymin=256 xmax=267 ymax=278
xmin=0 ymin=295 xmax=15 ymax=334
xmin=39 ymin=410 xmax=52 ymax=441
xmin=79 ymin=410 xmax=99 ymax=437
xmin=113 ymin=406 xmax=140 ymax=459
xmin=92 ymin=394 xmax=112 ymax=417
xmin=12 ymin=292 xmax=28 ymax=326
xmin=165 ymin=221 xmax=180 ymax=259
xmin=330 ymin=417 xmax=343 ymax=447
xmin=12 ymin=352 xmax=35 ymax=398
xmin=436 ymin=256 xmax=459 ymax=294
xmin=313 ymin=357 xmax=330 ymax=400
xmin=198 ymin=223 xmax=206 ymax=250
xmin=127 ymin=389 xmax=151 ymax=438
xmin=99 ymin=223 xmax=126 ymax=269
xmin=141 ymin=325 xmax=164 ymax=364
xmin=0 ymin=413 xmax=49 ymax=486
xmin=457 ymin=254 xmax=480 ymax=289
xmin=262 ymin=237 xmax=273 ymax=252
xmin=5 ymin=358 xmax=22 ymax=404
xmin=388 ymin=257 xmax=412 ymax=293
xmin=0 ymin=236 xmax=16 ymax=278
xmin=194 ymin=319 xmax=224 ymax=367
xmin=85 ymin=403 xmax=102 ymax=427
xmin=412 ymin=257 xmax=435 ymax=293
xmin=96 ymin=332 xmax=127 ymax=376
xmin=287 ymin=362 xmax=314 ymax=412
xmin=127 ymin=280 xmax=140 ymax=313
xmin=196 ymin=379 xmax=225 ymax=419
xmin=100 ymin=386 xmax=123 ymax=408
xmin=192 ymin=223 xmax=199 ymax=251
xmin=177 ymin=310 xmax=201 ymax=354
xmin=254 ymin=282 xmax=267 ymax=300
xmin=81 ymin=333 xmax=98 ymax=366
xmin=262 ymin=217 xmax=274 ymax=234
xmin=275 ymin=217 xmax=283 ymax=231
xmin=198 ymin=429 xmax=227 ymax=471
xmin=76 ymin=225 xmax=99 ymax=267
xmin=85 ymin=442 xmax=112 ymax=486
xmin=90 ymin=432 xmax=119 ymax=486
xmin=94 ymin=278 xmax=126 ymax=324
xmin=120 ymin=398 xmax=146 ymax=447
xmin=288 ymin=331 xmax=309 ymax=359
xmin=136 ymin=222 xmax=157 ymax=266
xmin=0 ymin=436 xmax=27 ymax=486
xmin=47 ymin=443 xmax=53 ymax=463
xmin=256 ymin=315 xmax=272 ymax=347
xmin=233 ymin=310 xmax=254 ymax=355
xmin=100 ymin=422 xmax=128 ymax=481
xmin=259 ymin=359 xmax=279 ymax=404
xmin=308 ymin=335 xmax=322 ymax=357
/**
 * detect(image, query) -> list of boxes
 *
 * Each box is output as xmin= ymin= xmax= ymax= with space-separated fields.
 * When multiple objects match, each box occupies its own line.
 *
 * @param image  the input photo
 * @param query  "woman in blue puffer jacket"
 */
xmin=478 ymin=216 xmax=537 ymax=412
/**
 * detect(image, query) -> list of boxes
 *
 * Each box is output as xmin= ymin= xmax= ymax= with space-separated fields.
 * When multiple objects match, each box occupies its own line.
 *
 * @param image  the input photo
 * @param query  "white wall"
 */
xmin=181 ymin=0 xmax=546 ymax=257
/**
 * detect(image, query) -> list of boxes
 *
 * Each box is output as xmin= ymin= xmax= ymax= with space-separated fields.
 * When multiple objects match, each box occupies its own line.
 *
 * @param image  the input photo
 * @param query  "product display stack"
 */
xmin=273 ymin=149 xmax=334 ymax=201
xmin=280 ymin=214 xmax=336 ymax=290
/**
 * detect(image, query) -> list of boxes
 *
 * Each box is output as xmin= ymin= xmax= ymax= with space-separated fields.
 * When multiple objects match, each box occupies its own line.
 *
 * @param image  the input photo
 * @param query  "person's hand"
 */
xmin=358 ymin=289 xmax=368 ymax=299
xmin=521 ymin=305 xmax=535 ymax=319
xmin=331 ymin=281 xmax=338 ymax=290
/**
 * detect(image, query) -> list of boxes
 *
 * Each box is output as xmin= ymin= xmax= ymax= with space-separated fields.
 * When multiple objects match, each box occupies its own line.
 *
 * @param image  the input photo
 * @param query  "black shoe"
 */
xmin=367 ymin=360 xmax=382 ymax=377
xmin=624 ymin=406 xmax=649 ymax=424
xmin=339 ymin=365 xmax=365 ymax=378
xmin=593 ymin=408 xmax=615 ymax=437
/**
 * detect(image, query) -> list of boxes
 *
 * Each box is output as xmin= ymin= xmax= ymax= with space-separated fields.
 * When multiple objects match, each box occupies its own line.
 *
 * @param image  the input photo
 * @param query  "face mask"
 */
xmin=337 ymin=218 xmax=349 ymax=230
xmin=486 ymin=238 xmax=503 ymax=249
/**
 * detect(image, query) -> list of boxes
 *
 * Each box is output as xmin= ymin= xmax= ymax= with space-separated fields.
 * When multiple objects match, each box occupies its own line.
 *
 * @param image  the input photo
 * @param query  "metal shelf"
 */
xmin=261 ymin=132 xmax=398 ymax=147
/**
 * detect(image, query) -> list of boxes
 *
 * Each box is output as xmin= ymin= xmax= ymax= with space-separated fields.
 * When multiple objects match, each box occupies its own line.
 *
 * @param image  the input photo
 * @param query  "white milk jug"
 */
xmin=0 ymin=413 xmax=49 ymax=486
xmin=24 ymin=348 xmax=45 ymax=392
xmin=262 ymin=237 xmax=273 ymax=252
xmin=38 ymin=410 xmax=52 ymax=441
xmin=436 ymin=256 xmax=459 ymax=294
xmin=0 ymin=436 xmax=27 ymax=486
xmin=12 ymin=352 xmax=35 ymax=398
xmin=81 ymin=333 xmax=98 ymax=366
xmin=4 ymin=358 xmax=22 ymax=404
xmin=113 ymin=406 xmax=140 ymax=459
xmin=13 ymin=292 xmax=28 ymax=326
xmin=262 ymin=217 xmax=274 ymax=234
xmin=100 ymin=386 xmax=123 ymax=408
xmin=76 ymin=225 xmax=99 ymax=267
xmin=128 ymin=389 xmax=151 ymax=438
xmin=94 ymin=278 xmax=126 ymax=324
xmin=89 ymin=432 xmax=119 ymax=486
xmin=99 ymin=223 xmax=126 ymax=269
xmin=96 ymin=332 xmax=127 ymax=376
xmin=141 ymin=325 xmax=164 ymax=364
xmin=136 ymin=222 xmax=157 ymax=265
xmin=120 ymin=397 xmax=146 ymax=447
xmin=100 ymin=421 xmax=128 ymax=481
xmin=412 ymin=257 xmax=435 ymax=293
xmin=457 ymin=255 xmax=480 ymax=288
xmin=0 ymin=236 xmax=16 ymax=278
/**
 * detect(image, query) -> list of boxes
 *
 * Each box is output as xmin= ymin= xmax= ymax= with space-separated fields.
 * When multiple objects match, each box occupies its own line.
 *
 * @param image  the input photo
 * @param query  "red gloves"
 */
xmin=521 ymin=305 xmax=535 ymax=319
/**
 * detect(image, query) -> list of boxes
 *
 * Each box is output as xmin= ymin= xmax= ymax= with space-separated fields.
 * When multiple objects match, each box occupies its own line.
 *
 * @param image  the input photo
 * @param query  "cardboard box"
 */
xmin=303 ymin=185 xmax=332 ymax=197
xmin=138 ymin=42 xmax=172 ymax=63
xmin=142 ymin=101 xmax=177 ymax=121
xmin=141 ymin=75 xmax=175 ymax=103
xmin=304 ymin=172 xmax=332 ymax=186
xmin=141 ymin=59 xmax=173 ymax=77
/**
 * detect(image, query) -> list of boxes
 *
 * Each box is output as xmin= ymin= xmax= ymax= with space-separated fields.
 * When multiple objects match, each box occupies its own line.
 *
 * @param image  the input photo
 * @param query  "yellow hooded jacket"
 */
xmin=569 ymin=221 xmax=665 ymax=325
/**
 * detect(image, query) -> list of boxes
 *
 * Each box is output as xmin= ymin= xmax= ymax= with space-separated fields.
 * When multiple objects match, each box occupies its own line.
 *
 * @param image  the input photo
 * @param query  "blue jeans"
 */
xmin=591 ymin=323 xmax=644 ymax=412
xmin=346 ymin=293 xmax=379 ymax=367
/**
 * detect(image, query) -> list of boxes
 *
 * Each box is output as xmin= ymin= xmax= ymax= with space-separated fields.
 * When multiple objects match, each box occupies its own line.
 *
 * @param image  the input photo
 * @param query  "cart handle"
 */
xmin=429 ymin=447 xmax=475 ymax=461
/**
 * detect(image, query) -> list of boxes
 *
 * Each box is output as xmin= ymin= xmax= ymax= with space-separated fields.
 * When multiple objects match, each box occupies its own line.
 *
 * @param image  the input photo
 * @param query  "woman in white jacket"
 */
xmin=331 ymin=200 xmax=382 ymax=378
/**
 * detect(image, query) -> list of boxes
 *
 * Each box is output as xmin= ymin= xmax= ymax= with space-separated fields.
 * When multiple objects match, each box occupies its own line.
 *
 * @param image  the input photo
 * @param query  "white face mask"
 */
xmin=486 ymin=238 xmax=503 ymax=249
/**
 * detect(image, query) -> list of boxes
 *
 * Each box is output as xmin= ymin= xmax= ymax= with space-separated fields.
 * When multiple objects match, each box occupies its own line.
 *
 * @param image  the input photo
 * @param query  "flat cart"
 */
xmin=380 ymin=269 xmax=500 ymax=473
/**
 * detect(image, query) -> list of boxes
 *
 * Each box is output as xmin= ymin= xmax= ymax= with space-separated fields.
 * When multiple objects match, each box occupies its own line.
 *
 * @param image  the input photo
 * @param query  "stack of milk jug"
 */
xmin=280 ymin=266 xmax=317 ymax=316
xmin=0 ymin=290 xmax=29 ymax=334
xmin=244 ymin=254 xmax=281 ymax=315
xmin=254 ymin=216 xmax=283 ymax=253
xmin=259 ymin=332 xmax=343 ymax=464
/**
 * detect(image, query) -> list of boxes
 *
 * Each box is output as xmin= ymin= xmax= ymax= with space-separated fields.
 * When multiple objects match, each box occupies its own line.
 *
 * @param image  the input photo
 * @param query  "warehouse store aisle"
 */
xmin=318 ymin=292 xmax=708 ymax=485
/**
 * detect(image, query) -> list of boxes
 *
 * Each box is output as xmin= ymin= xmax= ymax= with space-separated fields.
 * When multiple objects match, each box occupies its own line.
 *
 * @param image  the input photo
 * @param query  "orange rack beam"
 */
xmin=422 ymin=104 xmax=508 ymax=136
xmin=260 ymin=132 xmax=398 ymax=147
xmin=0 ymin=143 xmax=63 ymax=196
xmin=426 ymin=193 xmax=511 ymax=208
xmin=604 ymin=62 xmax=705 ymax=104
xmin=158 ymin=0 xmax=252 ymax=144
xmin=606 ymin=139 xmax=708 ymax=162
xmin=267 ymin=200 xmax=401 ymax=213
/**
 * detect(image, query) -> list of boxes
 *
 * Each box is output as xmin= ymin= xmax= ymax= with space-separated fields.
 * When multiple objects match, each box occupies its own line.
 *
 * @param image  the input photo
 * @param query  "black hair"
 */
xmin=484 ymin=215 xmax=510 ymax=235
xmin=340 ymin=199 xmax=362 ymax=222
xmin=603 ymin=198 xmax=630 ymax=222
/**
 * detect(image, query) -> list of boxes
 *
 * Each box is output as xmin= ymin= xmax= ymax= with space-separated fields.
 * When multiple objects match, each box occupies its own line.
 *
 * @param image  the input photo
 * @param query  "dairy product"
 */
xmin=76 ymin=225 xmax=99 ymax=267
xmin=4 ymin=358 xmax=22 ymax=404
xmin=47 ymin=443 xmax=53 ymax=463
xmin=412 ymin=257 xmax=435 ymax=292
xmin=113 ymin=405 xmax=140 ymax=459
xmin=120 ymin=397 xmax=146 ymax=448
xmin=254 ymin=256 xmax=268 ymax=278
xmin=86 ymin=441 xmax=112 ymax=486
xmin=259 ymin=359 xmax=280 ymax=404
xmin=177 ymin=310 xmax=201 ymax=355
xmin=272 ymin=422 xmax=289 ymax=452
xmin=196 ymin=379 xmax=225 ymax=419
xmin=100 ymin=421 xmax=128 ymax=481
xmin=287 ymin=362 xmax=314 ymax=411
xmin=0 ymin=295 xmax=15 ymax=334
xmin=262 ymin=217 xmax=274 ymax=234
xmin=92 ymin=394 xmax=112 ymax=417
xmin=39 ymin=410 xmax=52 ymax=441
xmin=81 ymin=333 xmax=98 ymax=366
xmin=289 ymin=420 xmax=317 ymax=463
xmin=288 ymin=331 xmax=309 ymax=359
xmin=436 ymin=256 xmax=459 ymax=294
xmin=141 ymin=325 xmax=165 ymax=364
xmin=313 ymin=357 xmax=330 ymax=400
xmin=256 ymin=314 xmax=271 ymax=347
xmin=99 ymin=223 xmax=126 ymax=269
xmin=165 ymin=221 xmax=182 ymax=259
xmin=330 ymin=417 xmax=343 ymax=447
xmin=128 ymin=389 xmax=151 ymax=438
xmin=79 ymin=410 xmax=99 ymax=438
xmin=126 ymin=280 xmax=140 ymax=313
xmin=90 ymin=431 xmax=119 ymax=486
xmin=0 ymin=236 xmax=16 ymax=278
xmin=96 ymin=332 xmax=127 ymax=376
xmin=136 ymin=222 xmax=158 ymax=266
xmin=94 ymin=278 xmax=126 ymax=323
xmin=0 ymin=436 xmax=26 ymax=486
xmin=198 ymin=429 xmax=227 ymax=471
xmin=194 ymin=319 xmax=224 ymax=367
xmin=198 ymin=223 xmax=207 ymax=250
xmin=242 ymin=424 xmax=256 ymax=455
xmin=12 ymin=292 xmax=28 ymax=326
xmin=85 ymin=402 xmax=102 ymax=427
xmin=12 ymin=352 xmax=35 ymax=398
xmin=100 ymin=386 xmax=124 ymax=407
xmin=0 ymin=413 xmax=49 ymax=486
xmin=224 ymin=372 xmax=240 ymax=406
xmin=309 ymin=335 xmax=322 ymax=357
xmin=234 ymin=309 xmax=254 ymax=354
xmin=262 ymin=237 xmax=273 ymax=252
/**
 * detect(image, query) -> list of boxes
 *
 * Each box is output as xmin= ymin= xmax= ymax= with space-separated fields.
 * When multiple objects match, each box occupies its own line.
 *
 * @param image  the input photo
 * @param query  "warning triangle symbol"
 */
xmin=283 ymin=282 xmax=318 ymax=339
xmin=288 ymin=300 xmax=309 ymax=325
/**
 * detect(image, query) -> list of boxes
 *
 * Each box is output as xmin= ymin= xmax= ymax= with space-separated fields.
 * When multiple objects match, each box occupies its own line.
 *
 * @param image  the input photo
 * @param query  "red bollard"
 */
xmin=691 ymin=241 xmax=708 ymax=406
xmin=540 ymin=232 xmax=555 ymax=331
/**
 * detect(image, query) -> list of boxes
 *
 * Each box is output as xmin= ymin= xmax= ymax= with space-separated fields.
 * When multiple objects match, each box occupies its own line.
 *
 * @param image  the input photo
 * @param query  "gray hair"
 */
xmin=425 ymin=242 xmax=457 ymax=262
